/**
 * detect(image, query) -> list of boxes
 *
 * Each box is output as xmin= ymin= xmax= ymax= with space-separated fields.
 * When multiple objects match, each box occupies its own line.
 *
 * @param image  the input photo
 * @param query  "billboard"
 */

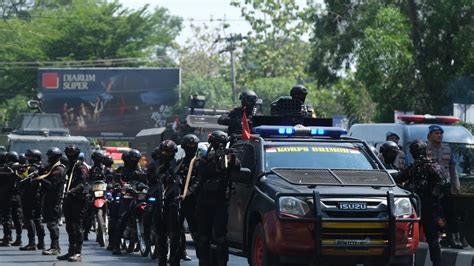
xmin=38 ymin=68 xmax=180 ymax=140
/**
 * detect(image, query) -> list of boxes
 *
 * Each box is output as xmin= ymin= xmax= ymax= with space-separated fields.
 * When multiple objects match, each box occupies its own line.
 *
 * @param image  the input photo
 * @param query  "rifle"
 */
xmin=32 ymin=161 xmax=61 ymax=182
xmin=180 ymin=150 xmax=199 ymax=200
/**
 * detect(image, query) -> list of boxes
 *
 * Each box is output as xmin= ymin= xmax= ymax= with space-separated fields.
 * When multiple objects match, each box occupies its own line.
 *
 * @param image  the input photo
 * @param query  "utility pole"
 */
xmin=216 ymin=34 xmax=245 ymax=104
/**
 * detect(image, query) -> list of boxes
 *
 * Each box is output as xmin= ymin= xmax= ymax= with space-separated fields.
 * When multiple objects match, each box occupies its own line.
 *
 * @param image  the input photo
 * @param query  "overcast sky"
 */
xmin=118 ymin=0 xmax=308 ymax=45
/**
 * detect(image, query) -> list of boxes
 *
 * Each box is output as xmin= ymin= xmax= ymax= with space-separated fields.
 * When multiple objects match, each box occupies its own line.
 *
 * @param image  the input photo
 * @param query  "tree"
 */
xmin=356 ymin=7 xmax=415 ymax=121
xmin=231 ymin=0 xmax=313 ymax=85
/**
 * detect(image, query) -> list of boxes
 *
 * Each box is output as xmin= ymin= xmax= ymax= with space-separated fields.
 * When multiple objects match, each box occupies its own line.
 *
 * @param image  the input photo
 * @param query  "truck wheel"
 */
xmin=251 ymin=223 xmax=280 ymax=266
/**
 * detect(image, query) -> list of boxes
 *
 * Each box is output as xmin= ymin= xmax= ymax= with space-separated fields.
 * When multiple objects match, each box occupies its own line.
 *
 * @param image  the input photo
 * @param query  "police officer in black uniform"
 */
xmin=149 ymin=140 xmax=181 ymax=266
xmin=103 ymin=155 xmax=115 ymax=184
xmin=218 ymin=90 xmax=258 ymax=139
xmin=379 ymin=141 xmax=400 ymax=170
xmin=57 ymin=145 xmax=89 ymax=262
xmin=83 ymin=151 xmax=105 ymax=241
xmin=270 ymin=85 xmax=315 ymax=118
xmin=19 ymin=149 xmax=46 ymax=251
xmin=40 ymin=147 xmax=65 ymax=256
xmin=0 ymin=151 xmax=11 ymax=245
xmin=195 ymin=130 xmax=239 ymax=266
xmin=111 ymin=149 xmax=147 ymax=255
xmin=0 ymin=151 xmax=23 ymax=247
xmin=397 ymin=140 xmax=442 ymax=266
xmin=177 ymin=134 xmax=201 ymax=261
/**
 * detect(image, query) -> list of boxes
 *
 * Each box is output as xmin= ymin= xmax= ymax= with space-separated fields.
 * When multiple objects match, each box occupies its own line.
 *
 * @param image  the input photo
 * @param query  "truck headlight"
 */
xmin=278 ymin=196 xmax=310 ymax=217
xmin=394 ymin=198 xmax=413 ymax=217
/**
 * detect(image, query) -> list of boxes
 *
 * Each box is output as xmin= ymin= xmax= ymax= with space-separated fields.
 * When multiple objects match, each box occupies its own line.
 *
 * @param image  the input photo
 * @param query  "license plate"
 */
xmin=335 ymin=239 xmax=370 ymax=246
xmin=338 ymin=202 xmax=367 ymax=210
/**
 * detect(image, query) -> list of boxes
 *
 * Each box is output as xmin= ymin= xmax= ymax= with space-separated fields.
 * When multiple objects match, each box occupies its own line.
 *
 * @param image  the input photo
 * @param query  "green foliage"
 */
xmin=231 ymin=0 xmax=312 ymax=84
xmin=357 ymin=7 xmax=415 ymax=122
xmin=459 ymin=122 xmax=474 ymax=134
xmin=309 ymin=0 xmax=474 ymax=120
xmin=0 ymin=95 xmax=30 ymax=127
xmin=331 ymin=77 xmax=376 ymax=123
xmin=179 ymin=74 xmax=233 ymax=112
xmin=178 ymin=22 xmax=229 ymax=81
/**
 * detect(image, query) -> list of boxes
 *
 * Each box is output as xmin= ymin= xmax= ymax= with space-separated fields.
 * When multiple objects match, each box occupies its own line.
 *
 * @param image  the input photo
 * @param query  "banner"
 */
xmin=38 ymin=68 xmax=180 ymax=139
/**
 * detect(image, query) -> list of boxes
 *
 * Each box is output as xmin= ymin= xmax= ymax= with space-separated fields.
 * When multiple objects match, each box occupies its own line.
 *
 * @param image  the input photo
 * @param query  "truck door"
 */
xmin=228 ymin=143 xmax=256 ymax=246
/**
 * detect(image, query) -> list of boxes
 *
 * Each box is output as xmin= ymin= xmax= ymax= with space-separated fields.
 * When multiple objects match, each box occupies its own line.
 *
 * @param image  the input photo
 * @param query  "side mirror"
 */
xmin=387 ymin=169 xmax=399 ymax=181
xmin=231 ymin=167 xmax=252 ymax=183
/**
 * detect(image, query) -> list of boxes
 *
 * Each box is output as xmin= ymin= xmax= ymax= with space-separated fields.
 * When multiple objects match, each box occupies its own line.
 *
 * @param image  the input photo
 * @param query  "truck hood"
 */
xmin=258 ymin=170 xmax=408 ymax=200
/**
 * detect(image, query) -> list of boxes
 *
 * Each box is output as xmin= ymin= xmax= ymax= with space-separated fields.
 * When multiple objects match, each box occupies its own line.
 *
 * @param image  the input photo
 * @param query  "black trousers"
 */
xmin=156 ymin=203 xmax=181 ymax=265
xmin=2 ymin=195 xmax=23 ymax=238
xmin=179 ymin=196 xmax=197 ymax=255
xmin=63 ymin=195 xmax=87 ymax=253
xmin=421 ymin=199 xmax=441 ymax=266
xmin=440 ymin=183 xmax=459 ymax=234
xmin=22 ymin=195 xmax=45 ymax=244
xmin=196 ymin=196 xmax=229 ymax=265
xmin=112 ymin=197 xmax=134 ymax=249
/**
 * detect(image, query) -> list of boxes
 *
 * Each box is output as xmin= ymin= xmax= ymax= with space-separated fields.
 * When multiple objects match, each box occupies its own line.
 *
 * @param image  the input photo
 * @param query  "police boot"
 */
xmin=158 ymin=260 xmax=167 ymax=266
xmin=11 ymin=235 xmax=22 ymax=246
xmin=198 ymin=260 xmax=210 ymax=266
xmin=57 ymin=245 xmax=73 ymax=260
xmin=0 ymin=236 xmax=11 ymax=247
xmin=43 ymin=240 xmax=61 ymax=256
xmin=112 ymin=244 xmax=122 ymax=256
xmin=181 ymin=250 xmax=192 ymax=261
xmin=126 ymin=241 xmax=135 ymax=253
xmin=19 ymin=239 xmax=37 ymax=251
xmin=217 ymin=260 xmax=227 ymax=266
xmin=452 ymin=233 xmax=464 ymax=249
xmin=68 ymin=246 xmax=82 ymax=262
xmin=37 ymin=238 xmax=45 ymax=250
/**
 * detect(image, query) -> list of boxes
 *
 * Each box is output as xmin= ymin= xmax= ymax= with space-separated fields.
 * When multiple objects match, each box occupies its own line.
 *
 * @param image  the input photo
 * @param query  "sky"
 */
xmin=118 ymin=0 xmax=309 ymax=45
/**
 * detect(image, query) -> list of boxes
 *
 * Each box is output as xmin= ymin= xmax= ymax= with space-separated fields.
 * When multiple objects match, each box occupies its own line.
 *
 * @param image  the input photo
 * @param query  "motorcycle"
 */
xmin=91 ymin=180 xmax=109 ymax=247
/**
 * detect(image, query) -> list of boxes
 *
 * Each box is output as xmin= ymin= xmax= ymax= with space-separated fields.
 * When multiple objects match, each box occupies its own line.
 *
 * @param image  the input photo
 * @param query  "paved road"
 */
xmin=0 ymin=225 xmax=248 ymax=265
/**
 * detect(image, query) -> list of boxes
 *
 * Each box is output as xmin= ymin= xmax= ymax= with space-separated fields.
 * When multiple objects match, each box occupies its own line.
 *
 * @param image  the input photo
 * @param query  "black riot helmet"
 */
xmin=0 ymin=151 xmax=7 ymax=166
xmin=47 ymin=147 xmax=62 ymax=164
xmin=380 ymin=141 xmax=399 ymax=164
xmin=239 ymin=89 xmax=258 ymax=109
xmin=124 ymin=149 xmax=141 ymax=167
xmin=208 ymin=130 xmax=229 ymax=149
xmin=91 ymin=151 xmax=104 ymax=166
xmin=153 ymin=140 xmax=177 ymax=162
xmin=19 ymin=153 xmax=28 ymax=165
xmin=410 ymin=139 xmax=427 ymax=159
xmin=26 ymin=149 xmax=42 ymax=164
xmin=181 ymin=134 xmax=199 ymax=156
xmin=290 ymin=84 xmax=308 ymax=103
xmin=64 ymin=145 xmax=80 ymax=162
xmin=103 ymin=155 xmax=114 ymax=167
xmin=6 ymin=151 xmax=19 ymax=164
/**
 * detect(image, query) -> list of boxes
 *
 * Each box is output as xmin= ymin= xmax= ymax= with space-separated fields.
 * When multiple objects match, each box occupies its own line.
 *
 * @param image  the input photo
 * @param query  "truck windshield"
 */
xmin=264 ymin=143 xmax=375 ymax=170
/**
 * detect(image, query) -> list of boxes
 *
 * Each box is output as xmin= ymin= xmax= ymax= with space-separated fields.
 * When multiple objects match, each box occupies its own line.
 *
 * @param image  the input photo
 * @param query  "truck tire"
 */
xmin=250 ymin=223 xmax=280 ymax=266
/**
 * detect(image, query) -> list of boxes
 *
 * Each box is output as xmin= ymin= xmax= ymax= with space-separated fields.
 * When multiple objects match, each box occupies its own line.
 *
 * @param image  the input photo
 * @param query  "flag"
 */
xmin=242 ymin=108 xmax=251 ymax=140
xmin=172 ymin=115 xmax=180 ymax=132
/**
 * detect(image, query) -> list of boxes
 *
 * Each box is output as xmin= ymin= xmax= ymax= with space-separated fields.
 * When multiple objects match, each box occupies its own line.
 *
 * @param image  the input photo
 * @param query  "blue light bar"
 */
xmin=148 ymin=197 xmax=157 ymax=202
xmin=253 ymin=125 xmax=347 ymax=138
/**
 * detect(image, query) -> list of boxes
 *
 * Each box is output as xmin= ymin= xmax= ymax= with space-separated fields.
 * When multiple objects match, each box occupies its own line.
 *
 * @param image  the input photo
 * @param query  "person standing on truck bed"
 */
xmin=398 ymin=139 xmax=443 ymax=266
xmin=218 ymin=90 xmax=258 ymax=143
xmin=426 ymin=124 xmax=464 ymax=249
